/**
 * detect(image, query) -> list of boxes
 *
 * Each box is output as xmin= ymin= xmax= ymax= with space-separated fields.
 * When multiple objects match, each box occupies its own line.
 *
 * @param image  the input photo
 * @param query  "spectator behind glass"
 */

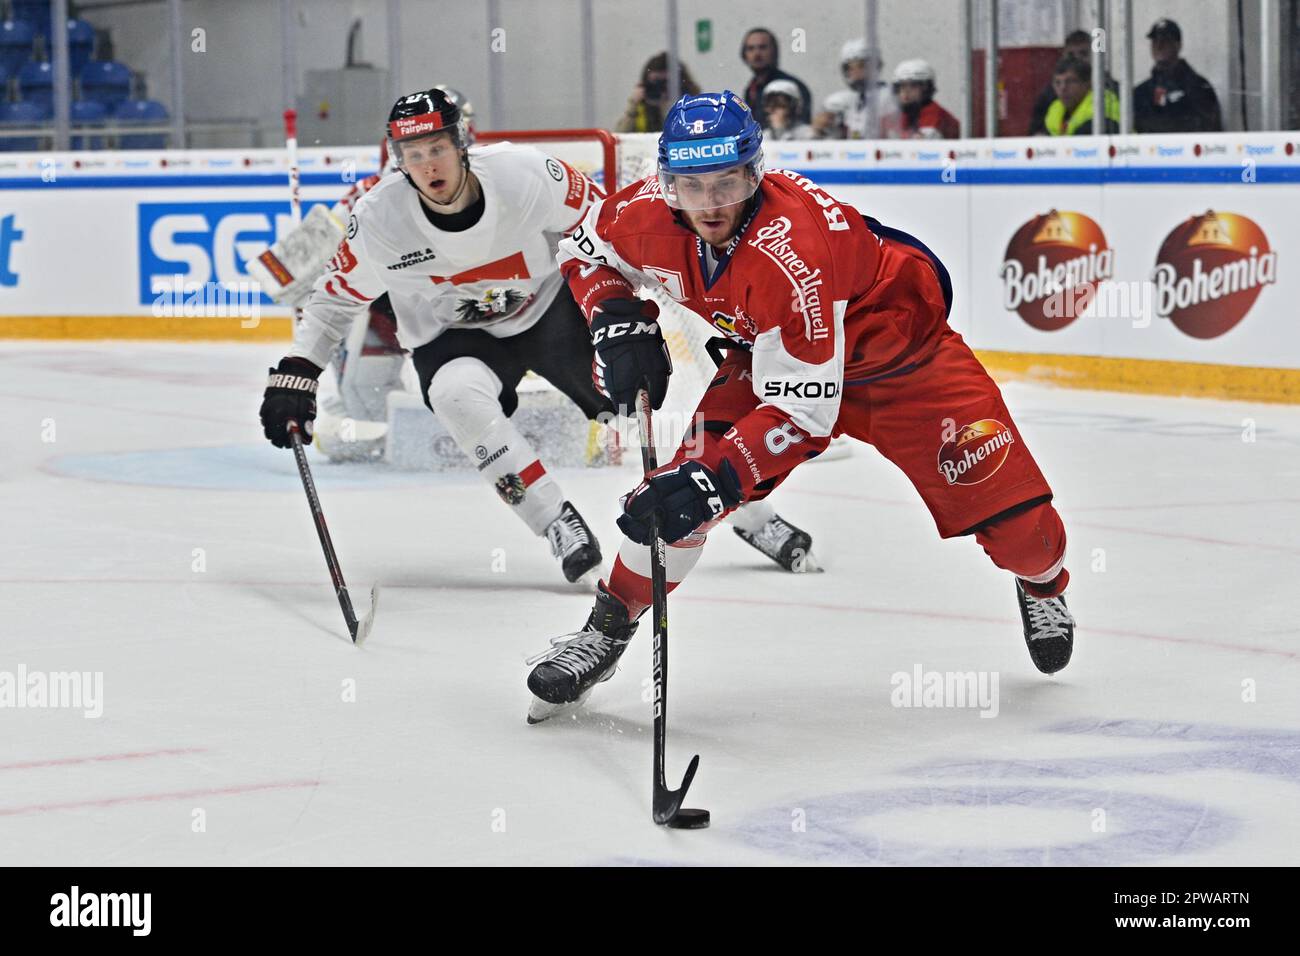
xmin=814 ymin=38 xmax=895 ymax=139
xmin=614 ymin=52 xmax=701 ymax=133
xmin=881 ymin=59 xmax=960 ymax=139
xmin=740 ymin=27 xmax=813 ymax=125
xmin=1134 ymin=18 xmax=1223 ymax=133
xmin=1028 ymin=30 xmax=1118 ymax=135
xmin=1043 ymin=56 xmax=1120 ymax=135
xmin=761 ymin=79 xmax=815 ymax=140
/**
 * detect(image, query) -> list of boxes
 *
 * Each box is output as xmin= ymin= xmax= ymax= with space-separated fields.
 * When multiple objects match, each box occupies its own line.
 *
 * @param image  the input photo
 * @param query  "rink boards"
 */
xmin=1 ymin=131 xmax=1298 ymax=401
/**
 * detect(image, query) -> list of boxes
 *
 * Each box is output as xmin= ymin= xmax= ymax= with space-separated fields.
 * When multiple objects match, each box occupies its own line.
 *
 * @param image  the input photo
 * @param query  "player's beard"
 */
xmin=683 ymin=203 xmax=747 ymax=251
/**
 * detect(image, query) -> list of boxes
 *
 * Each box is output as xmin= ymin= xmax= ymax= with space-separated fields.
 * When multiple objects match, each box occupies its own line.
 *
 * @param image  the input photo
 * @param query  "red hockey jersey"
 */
xmin=556 ymin=169 xmax=949 ymax=497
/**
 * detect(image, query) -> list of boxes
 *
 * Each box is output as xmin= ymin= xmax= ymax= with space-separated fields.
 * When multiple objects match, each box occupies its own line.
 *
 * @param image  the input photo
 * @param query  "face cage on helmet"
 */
xmin=658 ymin=154 xmax=764 ymax=212
xmin=389 ymin=119 xmax=470 ymax=170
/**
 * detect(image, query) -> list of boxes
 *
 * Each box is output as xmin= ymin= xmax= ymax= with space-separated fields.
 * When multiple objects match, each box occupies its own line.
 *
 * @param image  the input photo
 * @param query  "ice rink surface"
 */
xmin=1 ymin=341 xmax=1297 ymax=866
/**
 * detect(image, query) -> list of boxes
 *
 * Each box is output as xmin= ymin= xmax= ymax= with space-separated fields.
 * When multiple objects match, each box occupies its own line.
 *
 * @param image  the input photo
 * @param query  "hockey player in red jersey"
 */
xmin=526 ymin=91 xmax=1074 ymax=719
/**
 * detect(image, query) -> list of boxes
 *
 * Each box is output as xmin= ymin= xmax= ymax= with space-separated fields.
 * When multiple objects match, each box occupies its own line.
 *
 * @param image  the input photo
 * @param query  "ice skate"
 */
xmin=1016 ymin=579 xmax=1075 ymax=674
xmin=545 ymin=500 xmax=602 ymax=586
xmin=734 ymin=513 xmax=822 ymax=573
xmin=526 ymin=584 xmax=637 ymax=722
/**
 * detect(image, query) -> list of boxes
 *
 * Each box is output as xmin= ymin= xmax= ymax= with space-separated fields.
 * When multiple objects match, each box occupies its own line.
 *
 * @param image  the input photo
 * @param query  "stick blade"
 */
xmin=352 ymin=584 xmax=379 ymax=646
xmin=652 ymin=753 xmax=701 ymax=824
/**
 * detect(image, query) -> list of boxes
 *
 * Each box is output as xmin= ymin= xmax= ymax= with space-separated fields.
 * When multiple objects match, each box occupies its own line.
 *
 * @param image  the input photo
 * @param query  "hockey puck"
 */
xmin=666 ymin=808 xmax=710 ymax=829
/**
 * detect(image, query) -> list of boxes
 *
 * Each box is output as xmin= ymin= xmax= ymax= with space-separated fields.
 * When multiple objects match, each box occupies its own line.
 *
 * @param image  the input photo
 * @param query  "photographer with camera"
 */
xmin=615 ymin=52 xmax=701 ymax=133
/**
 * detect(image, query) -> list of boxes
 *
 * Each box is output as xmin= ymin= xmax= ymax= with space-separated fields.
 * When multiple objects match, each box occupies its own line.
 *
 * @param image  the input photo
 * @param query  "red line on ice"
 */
xmin=0 ymin=390 xmax=247 ymax=426
xmin=675 ymin=594 xmax=1299 ymax=660
xmin=0 ymin=779 xmax=321 ymax=816
xmin=1071 ymin=498 xmax=1300 ymax=513
xmin=789 ymin=488 xmax=1300 ymax=555
xmin=0 ymin=747 xmax=206 ymax=772
xmin=1069 ymin=520 xmax=1300 ymax=555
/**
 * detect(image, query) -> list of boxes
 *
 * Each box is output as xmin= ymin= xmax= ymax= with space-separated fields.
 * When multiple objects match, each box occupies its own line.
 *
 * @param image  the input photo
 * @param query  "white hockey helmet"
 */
xmin=892 ymin=59 xmax=936 ymax=85
xmin=761 ymin=78 xmax=803 ymax=109
xmin=840 ymin=38 xmax=877 ymax=67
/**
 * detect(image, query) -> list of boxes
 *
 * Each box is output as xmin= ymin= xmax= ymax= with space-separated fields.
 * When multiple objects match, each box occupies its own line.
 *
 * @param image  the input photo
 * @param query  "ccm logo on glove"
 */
xmin=589 ymin=298 xmax=672 ymax=415
xmin=591 ymin=318 xmax=661 ymax=344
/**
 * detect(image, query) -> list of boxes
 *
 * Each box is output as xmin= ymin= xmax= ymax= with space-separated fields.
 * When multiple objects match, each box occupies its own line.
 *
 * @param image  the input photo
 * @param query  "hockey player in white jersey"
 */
xmin=259 ymin=87 xmax=612 ymax=583
xmin=250 ymin=85 xmax=476 ymax=462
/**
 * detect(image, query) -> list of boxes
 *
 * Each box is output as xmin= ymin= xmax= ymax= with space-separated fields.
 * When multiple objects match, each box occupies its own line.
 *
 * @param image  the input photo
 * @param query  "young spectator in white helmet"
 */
xmin=814 ymin=38 xmax=895 ymax=139
xmin=881 ymin=59 xmax=961 ymax=139
xmin=761 ymin=78 xmax=816 ymax=140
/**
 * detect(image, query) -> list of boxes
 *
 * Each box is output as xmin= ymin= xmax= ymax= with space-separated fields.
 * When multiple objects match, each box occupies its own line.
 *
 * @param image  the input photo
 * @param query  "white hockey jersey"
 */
xmin=289 ymin=142 xmax=599 ymax=369
xmin=823 ymin=83 xmax=896 ymax=139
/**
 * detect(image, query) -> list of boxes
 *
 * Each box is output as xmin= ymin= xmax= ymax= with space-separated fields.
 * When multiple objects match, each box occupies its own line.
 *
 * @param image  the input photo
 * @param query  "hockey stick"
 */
xmin=634 ymin=389 xmax=710 ymax=829
xmin=287 ymin=420 xmax=378 ymax=644
xmin=283 ymin=108 xmax=304 ymax=325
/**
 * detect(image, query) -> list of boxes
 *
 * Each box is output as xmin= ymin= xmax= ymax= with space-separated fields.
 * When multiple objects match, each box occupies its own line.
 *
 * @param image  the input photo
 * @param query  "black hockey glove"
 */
xmin=260 ymin=356 xmax=322 ymax=449
xmin=590 ymin=298 xmax=672 ymax=417
xmin=618 ymin=459 xmax=743 ymax=545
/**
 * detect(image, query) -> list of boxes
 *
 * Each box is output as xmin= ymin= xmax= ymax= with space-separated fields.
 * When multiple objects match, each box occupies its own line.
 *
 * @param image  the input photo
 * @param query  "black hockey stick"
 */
xmin=634 ymin=390 xmax=710 ymax=829
xmin=287 ymin=420 xmax=378 ymax=644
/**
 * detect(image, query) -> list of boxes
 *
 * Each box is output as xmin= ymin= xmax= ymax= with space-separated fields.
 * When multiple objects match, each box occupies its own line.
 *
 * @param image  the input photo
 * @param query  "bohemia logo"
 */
xmin=937 ymin=420 xmax=1015 ymax=486
xmin=1151 ymin=210 xmax=1277 ymax=339
xmin=999 ymin=210 xmax=1113 ymax=331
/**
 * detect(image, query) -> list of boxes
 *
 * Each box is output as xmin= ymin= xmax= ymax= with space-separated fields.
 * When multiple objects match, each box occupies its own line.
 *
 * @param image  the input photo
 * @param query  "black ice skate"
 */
xmin=733 ymin=514 xmax=821 ymax=573
xmin=545 ymin=500 xmax=602 ymax=585
xmin=1016 ymin=579 xmax=1075 ymax=674
xmin=525 ymin=584 xmax=638 ymax=723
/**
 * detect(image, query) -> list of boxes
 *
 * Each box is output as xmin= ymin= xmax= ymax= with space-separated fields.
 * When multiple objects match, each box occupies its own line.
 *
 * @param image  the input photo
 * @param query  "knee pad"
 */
xmin=974 ymin=498 xmax=1066 ymax=585
xmin=425 ymin=357 xmax=506 ymax=443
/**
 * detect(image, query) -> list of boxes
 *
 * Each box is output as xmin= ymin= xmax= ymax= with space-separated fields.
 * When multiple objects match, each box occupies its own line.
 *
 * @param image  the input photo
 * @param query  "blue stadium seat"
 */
xmin=0 ymin=99 xmax=48 ymax=151
xmin=0 ymin=19 xmax=36 ymax=78
xmin=79 ymin=59 xmax=132 ymax=110
xmin=115 ymin=98 xmax=169 ymax=149
xmin=18 ymin=60 xmax=53 ymax=111
xmin=71 ymin=98 xmax=107 ymax=149
xmin=10 ymin=2 xmax=52 ymax=42
xmin=66 ymin=18 xmax=95 ymax=76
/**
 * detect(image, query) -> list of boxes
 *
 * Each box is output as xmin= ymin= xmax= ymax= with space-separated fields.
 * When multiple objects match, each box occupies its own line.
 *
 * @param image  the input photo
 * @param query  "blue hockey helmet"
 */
xmin=657 ymin=91 xmax=764 ymax=210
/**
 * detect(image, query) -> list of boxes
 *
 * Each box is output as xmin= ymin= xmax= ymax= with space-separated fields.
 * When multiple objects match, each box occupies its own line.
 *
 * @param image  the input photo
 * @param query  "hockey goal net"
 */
xmin=478 ymin=128 xmax=717 ymax=457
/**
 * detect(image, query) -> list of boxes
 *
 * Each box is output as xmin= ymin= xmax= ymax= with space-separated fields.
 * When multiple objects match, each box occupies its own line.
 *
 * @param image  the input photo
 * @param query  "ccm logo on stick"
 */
xmin=761 ymin=379 xmax=840 ymax=400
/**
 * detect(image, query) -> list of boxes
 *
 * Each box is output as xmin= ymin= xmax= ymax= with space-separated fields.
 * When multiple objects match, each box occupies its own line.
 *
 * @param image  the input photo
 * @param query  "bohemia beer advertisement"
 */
xmin=1152 ymin=210 xmax=1278 ymax=340
xmin=1000 ymin=210 xmax=1114 ymax=332
xmin=983 ymin=197 xmax=1287 ymax=367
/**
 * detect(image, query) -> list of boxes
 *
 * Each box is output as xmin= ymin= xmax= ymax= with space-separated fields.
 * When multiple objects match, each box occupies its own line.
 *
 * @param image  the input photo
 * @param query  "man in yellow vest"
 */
xmin=1043 ymin=57 xmax=1119 ymax=135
